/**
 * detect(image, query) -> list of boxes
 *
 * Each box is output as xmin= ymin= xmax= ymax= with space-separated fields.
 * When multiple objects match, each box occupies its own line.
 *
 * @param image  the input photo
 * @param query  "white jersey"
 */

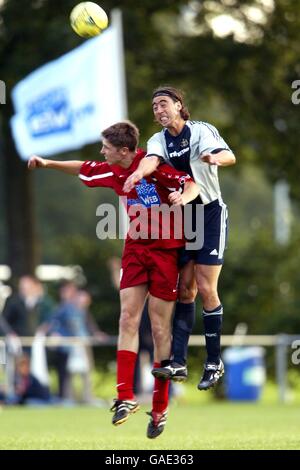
xmin=147 ymin=120 xmax=232 ymax=205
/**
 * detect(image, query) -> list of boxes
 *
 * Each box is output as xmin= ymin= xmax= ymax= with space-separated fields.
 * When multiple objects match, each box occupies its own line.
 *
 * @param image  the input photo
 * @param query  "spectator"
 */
xmin=49 ymin=281 xmax=90 ymax=401
xmin=1 ymin=276 xmax=54 ymax=398
xmin=72 ymin=289 xmax=109 ymax=404
xmin=7 ymin=354 xmax=51 ymax=405
xmin=1 ymin=275 xmax=54 ymax=340
xmin=76 ymin=289 xmax=109 ymax=343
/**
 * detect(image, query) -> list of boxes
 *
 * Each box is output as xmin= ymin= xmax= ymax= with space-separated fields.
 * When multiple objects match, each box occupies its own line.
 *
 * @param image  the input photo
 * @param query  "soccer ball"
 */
xmin=70 ymin=2 xmax=108 ymax=38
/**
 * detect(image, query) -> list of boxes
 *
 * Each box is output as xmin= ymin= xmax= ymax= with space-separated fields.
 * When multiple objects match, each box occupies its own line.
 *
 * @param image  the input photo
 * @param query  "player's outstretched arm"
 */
xmin=168 ymin=181 xmax=200 ymax=206
xmin=201 ymin=150 xmax=236 ymax=167
xmin=28 ymin=155 xmax=82 ymax=175
xmin=123 ymin=155 xmax=160 ymax=192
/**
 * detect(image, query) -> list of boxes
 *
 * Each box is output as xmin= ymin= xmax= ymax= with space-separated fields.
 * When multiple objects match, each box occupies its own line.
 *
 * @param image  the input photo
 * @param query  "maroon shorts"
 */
xmin=120 ymin=245 xmax=179 ymax=301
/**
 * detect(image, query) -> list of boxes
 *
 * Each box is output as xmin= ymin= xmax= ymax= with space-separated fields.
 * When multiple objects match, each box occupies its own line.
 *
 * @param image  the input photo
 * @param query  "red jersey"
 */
xmin=79 ymin=149 xmax=193 ymax=249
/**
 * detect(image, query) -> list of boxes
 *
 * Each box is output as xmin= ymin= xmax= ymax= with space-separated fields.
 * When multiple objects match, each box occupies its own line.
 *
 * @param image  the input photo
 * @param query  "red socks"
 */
xmin=116 ymin=350 xmax=137 ymax=401
xmin=152 ymin=362 xmax=169 ymax=413
xmin=116 ymin=354 xmax=169 ymax=412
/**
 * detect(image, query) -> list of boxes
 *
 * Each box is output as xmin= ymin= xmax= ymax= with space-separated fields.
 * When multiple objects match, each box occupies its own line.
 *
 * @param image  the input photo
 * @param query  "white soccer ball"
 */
xmin=70 ymin=2 xmax=108 ymax=38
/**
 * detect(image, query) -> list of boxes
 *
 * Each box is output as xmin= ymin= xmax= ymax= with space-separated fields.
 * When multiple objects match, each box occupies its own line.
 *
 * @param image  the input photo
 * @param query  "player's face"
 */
xmin=101 ymin=138 xmax=124 ymax=165
xmin=152 ymin=95 xmax=182 ymax=127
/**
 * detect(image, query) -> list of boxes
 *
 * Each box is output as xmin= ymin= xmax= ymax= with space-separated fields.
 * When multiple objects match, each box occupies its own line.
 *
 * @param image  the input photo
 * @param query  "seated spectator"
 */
xmin=3 ymin=354 xmax=51 ymax=405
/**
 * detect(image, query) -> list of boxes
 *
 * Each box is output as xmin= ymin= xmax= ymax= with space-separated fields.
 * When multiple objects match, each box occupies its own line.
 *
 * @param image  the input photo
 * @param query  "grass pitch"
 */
xmin=0 ymin=402 xmax=299 ymax=450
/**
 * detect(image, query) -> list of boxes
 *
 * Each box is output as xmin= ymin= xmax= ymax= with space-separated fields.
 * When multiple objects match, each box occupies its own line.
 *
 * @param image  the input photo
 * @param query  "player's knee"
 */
xmin=178 ymin=283 xmax=197 ymax=303
xmin=151 ymin=321 xmax=171 ymax=346
xmin=119 ymin=309 xmax=139 ymax=335
xmin=197 ymin=282 xmax=218 ymax=304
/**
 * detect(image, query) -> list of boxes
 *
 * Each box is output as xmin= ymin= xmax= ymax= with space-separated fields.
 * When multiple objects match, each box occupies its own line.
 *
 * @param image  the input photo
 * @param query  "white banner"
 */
xmin=10 ymin=20 xmax=126 ymax=160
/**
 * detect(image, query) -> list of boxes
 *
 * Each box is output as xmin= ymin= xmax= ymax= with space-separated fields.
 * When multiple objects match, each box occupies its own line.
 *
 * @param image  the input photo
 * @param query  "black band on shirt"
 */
xmin=146 ymin=153 xmax=165 ymax=164
xmin=211 ymin=148 xmax=228 ymax=154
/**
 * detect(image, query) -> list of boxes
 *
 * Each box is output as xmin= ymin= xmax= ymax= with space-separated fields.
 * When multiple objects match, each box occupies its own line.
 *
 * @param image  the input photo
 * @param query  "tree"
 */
xmin=0 ymin=0 xmax=187 ymax=280
xmin=2 ymin=0 xmax=299 ymax=284
xmin=0 ymin=0 xmax=85 ymax=281
xmin=136 ymin=0 xmax=300 ymax=198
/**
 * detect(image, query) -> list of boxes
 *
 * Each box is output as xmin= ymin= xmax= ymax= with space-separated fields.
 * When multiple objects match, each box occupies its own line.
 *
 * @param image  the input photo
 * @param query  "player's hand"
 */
xmin=201 ymin=153 xmax=221 ymax=165
xmin=123 ymin=170 xmax=143 ymax=192
xmin=28 ymin=155 xmax=47 ymax=170
xmin=168 ymin=191 xmax=185 ymax=206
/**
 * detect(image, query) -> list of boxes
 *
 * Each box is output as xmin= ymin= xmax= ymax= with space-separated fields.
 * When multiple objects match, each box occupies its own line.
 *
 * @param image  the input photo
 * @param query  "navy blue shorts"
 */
xmin=179 ymin=199 xmax=228 ymax=266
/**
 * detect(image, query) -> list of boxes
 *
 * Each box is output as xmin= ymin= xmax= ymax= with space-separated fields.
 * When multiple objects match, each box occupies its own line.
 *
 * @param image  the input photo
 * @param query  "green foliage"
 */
xmin=0 ymin=156 xmax=7 ymax=261
xmin=220 ymin=229 xmax=300 ymax=334
xmin=1 ymin=0 xmax=300 ymax=333
xmin=1 ymin=0 xmax=299 ymax=186
xmin=33 ymin=163 xmax=118 ymax=262
xmin=287 ymin=368 xmax=300 ymax=398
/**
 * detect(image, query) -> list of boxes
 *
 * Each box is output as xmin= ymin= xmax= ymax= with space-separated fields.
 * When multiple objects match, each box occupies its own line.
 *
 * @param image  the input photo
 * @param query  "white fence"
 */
xmin=1 ymin=334 xmax=299 ymax=402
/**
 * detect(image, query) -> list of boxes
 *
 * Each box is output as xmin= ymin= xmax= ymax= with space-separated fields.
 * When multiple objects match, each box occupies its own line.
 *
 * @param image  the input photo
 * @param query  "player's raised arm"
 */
xmin=28 ymin=155 xmax=82 ymax=175
xmin=123 ymin=155 xmax=160 ymax=192
xmin=168 ymin=180 xmax=200 ymax=206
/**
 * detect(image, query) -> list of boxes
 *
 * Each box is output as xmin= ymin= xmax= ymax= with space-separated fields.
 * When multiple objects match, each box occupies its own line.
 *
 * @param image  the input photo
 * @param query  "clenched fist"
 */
xmin=28 ymin=155 xmax=47 ymax=170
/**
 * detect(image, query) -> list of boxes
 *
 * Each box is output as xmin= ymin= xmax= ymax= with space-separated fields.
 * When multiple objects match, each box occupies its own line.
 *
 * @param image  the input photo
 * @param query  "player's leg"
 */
xmin=118 ymin=285 xmax=148 ymax=353
xmin=152 ymin=259 xmax=197 ymax=382
xmin=145 ymin=247 xmax=179 ymax=364
xmin=194 ymin=199 xmax=227 ymax=390
xmin=111 ymin=284 xmax=147 ymax=425
xmin=195 ymin=263 xmax=224 ymax=390
xmin=147 ymin=294 xmax=174 ymax=439
xmin=141 ymin=248 xmax=179 ymax=438
xmin=148 ymin=294 xmax=174 ymax=364
xmin=171 ymin=260 xmax=197 ymax=377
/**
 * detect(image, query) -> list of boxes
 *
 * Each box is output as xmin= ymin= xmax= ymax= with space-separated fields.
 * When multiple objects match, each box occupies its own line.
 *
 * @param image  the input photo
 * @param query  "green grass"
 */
xmin=0 ymin=402 xmax=300 ymax=450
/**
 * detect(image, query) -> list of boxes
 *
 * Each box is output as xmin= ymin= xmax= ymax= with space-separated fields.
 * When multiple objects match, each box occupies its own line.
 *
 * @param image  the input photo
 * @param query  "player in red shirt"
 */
xmin=28 ymin=121 xmax=200 ymax=439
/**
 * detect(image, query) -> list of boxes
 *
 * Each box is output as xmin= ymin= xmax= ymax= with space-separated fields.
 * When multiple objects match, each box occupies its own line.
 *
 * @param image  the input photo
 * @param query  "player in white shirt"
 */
xmin=124 ymin=86 xmax=236 ymax=390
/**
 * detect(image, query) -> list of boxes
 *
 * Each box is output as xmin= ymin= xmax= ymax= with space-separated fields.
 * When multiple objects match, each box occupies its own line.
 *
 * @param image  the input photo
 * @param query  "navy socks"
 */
xmin=172 ymin=302 xmax=195 ymax=365
xmin=203 ymin=304 xmax=223 ymax=364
